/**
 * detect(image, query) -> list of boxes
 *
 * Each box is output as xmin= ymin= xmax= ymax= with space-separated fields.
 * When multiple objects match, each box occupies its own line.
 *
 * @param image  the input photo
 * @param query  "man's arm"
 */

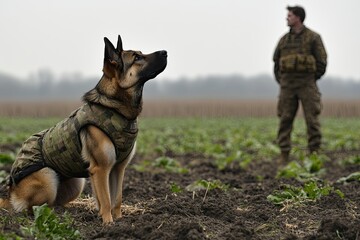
xmin=312 ymin=34 xmax=327 ymax=80
xmin=273 ymin=43 xmax=281 ymax=84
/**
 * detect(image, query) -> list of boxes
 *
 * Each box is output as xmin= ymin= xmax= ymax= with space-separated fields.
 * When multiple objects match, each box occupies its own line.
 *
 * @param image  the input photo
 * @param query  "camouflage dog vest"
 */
xmin=10 ymin=103 xmax=138 ymax=185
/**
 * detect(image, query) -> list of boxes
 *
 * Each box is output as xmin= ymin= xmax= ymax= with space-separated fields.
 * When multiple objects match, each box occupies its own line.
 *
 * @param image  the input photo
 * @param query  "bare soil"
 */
xmin=1 ymin=150 xmax=359 ymax=239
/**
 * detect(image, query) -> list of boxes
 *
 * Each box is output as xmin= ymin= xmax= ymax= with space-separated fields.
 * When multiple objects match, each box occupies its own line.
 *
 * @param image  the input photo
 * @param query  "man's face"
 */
xmin=287 ymin=11 xmax=301 ymax=27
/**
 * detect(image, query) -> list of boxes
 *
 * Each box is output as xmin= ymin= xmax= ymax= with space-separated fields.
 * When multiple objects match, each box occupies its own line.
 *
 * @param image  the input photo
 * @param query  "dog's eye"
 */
xmin=134 ymin=55 xmax=143 ymax=61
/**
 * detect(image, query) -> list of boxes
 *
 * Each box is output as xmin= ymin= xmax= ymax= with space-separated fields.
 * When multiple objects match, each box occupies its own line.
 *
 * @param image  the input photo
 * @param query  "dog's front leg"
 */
xmin=81 ymin=126 xmax=116 ymax=224
xmin=110 ymin=162 xmax=126 ymax=219
xmin=89 ymin=164 xmax=113 ymax=223
xmin=111 ymin=143 xmax=136 ymax=219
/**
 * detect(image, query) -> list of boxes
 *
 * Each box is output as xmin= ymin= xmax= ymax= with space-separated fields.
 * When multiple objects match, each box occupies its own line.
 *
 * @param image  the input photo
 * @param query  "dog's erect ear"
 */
xmin=116 ymin=35 xmax=123 ymax=52
xmin=104 ymin=37 xmax=118 ymax=62
xmin=103 ymin=37 xmax=123 ymax=77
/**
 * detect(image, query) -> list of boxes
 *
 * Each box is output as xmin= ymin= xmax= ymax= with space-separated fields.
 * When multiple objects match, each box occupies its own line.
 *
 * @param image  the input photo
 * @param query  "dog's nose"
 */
xmin=160 ymin=50 xmax=167 ymax=57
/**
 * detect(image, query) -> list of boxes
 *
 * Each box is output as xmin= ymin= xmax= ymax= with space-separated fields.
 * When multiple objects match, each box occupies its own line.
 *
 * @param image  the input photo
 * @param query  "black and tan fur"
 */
xmin=0 ymin=35 xmax=167 ymax=224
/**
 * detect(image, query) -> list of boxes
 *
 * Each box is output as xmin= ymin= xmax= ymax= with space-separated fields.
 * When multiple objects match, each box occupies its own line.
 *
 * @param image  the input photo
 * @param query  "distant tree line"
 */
xmin=0 ymin=70 xmax=359 ymax=100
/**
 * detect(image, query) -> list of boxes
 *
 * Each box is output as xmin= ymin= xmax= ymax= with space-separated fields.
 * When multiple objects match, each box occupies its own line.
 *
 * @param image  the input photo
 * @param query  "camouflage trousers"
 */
xmin=277 ymin=81 xmax=322 ymax=152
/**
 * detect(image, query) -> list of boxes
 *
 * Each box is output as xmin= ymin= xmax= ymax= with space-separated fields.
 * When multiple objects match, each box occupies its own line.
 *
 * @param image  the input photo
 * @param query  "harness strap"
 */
xmin=9 ymin=162 xmax=46 ymax=186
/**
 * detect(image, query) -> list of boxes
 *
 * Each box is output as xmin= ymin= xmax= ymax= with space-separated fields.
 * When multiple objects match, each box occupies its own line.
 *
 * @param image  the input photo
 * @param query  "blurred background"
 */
xmin=1 ymin=0 xmax=359 ymax=117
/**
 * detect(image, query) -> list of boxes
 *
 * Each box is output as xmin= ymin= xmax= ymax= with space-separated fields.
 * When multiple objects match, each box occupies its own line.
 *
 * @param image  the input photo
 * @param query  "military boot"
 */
xmin=278 ymin=151 xmax=290 ymax=165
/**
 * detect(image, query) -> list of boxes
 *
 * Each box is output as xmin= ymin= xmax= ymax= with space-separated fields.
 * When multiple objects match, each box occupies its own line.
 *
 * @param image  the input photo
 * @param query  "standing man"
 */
xmin=273 ymin=6 xmax=327 ymax=162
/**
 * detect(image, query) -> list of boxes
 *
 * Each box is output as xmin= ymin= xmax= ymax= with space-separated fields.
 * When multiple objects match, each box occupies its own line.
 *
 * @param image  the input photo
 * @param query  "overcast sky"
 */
xmin=1 ymin=0 xmax=359 ymax=82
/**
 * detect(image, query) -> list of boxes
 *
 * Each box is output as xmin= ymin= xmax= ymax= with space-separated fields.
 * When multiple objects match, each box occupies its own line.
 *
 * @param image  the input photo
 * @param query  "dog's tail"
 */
xmin=0 ymin=198 xmax=11 ymax=210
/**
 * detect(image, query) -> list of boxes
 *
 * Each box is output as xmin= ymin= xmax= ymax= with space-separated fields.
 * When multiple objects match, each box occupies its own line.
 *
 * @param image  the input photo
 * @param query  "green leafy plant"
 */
xmin=186 ymin=179 xmax=229 ymax=192
xmin=132 ymin=159 xmax=151 ymax=172
xmin=0 ymin=233 xmax=23 ymax=240
xmin=0 ymin=170 xmax=8 ymax=184
xmin=336 ymin=172 xmax=360 ymax=183
xmin=277 ymin=152 xmax=327 ymax=181
xmin=152 ymin=156 xmax=189 ymax=173
xmin=214 ymin=150 xmax=253 ymax=170
xmin=342 ymin=155 xmax=360 ymax=165
xmin=302 ymin=181 xmax=332 ymax=200
xmin=0 ymin=153 xmax=14 ymax=164
xmin=186 ymin=179 xmax=230 ymax=202
xmin=0 ymin=214 xmax=29 ymax=240
xmin=0 ymin=117 xmax=59 ymax=145
xmin=304 ymin=153 xmax=327 ymax=173
xmin=334 ymin=189 xmax=345 ymax=199
xmin=170 ymin=182 xmax=183 ymax=193
xmin=21 ymin=204 xmax=81 ymax=240
xmin=277 ymin=161 xmax=307 ymax=179
xmin=132 ymin=156 xmax=188 ymax=174
xmin=267 ymin=181 xmax=334 ymax=207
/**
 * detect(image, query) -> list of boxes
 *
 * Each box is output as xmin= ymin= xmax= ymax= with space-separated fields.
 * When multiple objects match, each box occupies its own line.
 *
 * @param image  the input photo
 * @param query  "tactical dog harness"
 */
xmin=10 ymin=103 xmax=138 ymax=185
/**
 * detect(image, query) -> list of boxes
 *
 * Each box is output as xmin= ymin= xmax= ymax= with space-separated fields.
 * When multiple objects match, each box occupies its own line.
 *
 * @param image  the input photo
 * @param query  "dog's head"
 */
xmin=83 ymin=35 xmax=167 ymax=118
xmin=102 ymin=35 xmax=167 ymax=89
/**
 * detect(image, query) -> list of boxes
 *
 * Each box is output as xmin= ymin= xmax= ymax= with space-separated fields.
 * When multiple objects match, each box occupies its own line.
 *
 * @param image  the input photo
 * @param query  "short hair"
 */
xmin=287 ymin=6 xmax=306 ymax=23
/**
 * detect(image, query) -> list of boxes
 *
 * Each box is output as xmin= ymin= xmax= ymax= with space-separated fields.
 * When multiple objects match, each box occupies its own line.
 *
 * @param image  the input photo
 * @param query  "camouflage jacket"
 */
xmin=10 ymin=103 xmax=138 ymax=185
xmin=273 ymin=26 xmax=327 ymax=86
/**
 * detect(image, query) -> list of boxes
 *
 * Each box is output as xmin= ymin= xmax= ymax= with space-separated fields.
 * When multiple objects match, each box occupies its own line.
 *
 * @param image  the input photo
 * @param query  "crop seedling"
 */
xmin=0 ymin=117 xmax=60 ymax=145
xmin=0 ymin=214 xmax=29 ymax=240
xmin=133 ymin=156 xmax=188 ymax=174
xmin=304 ymin=153 xmax=327 ymax=173
xmin=21 ymin=204 xmax=81 ymax=240
xmin=131 ymin=158 xmax=154 ymax=172
xmin=342 ymin=155 xmax=360 ymax=165
xmin=267 ymin=181 xmax=341 ymax=209
xmin=277 ymin=161 xmax=307 ymax=179
xmin=336 ymin=172 xmax=360 ymax=183
xmin=0 ymin=233 xmax=22 ymax=240
xmin=277 ymin=152 xmax=327 ymax=181
xmin=186 ymin=179 xmax=230 ymax=202
xmin=186 ymin=179 xmax=229 ymax=192
xmin=257 ymin=142 xmax=280 ymax=159
xmin=170 ymin=182 xmax=183 ymax=193
xmin=152 ymin=156 xmax=189 ymax=173
xmin=214 ymin=150 xmax=252 ymax=170
xmin=0 ymin=153 xmax=14 ymax=165
xmin=0 ymin=170 xmax=7 ymax=184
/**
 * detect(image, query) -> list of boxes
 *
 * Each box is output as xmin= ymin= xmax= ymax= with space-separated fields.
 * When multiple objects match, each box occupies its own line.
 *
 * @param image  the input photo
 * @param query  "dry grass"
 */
xmin=142 ymin=99 xmax=277 ymax=117
xmin=0 ymin=100 xmax=82 ymax=117
xmin=0 ymin=99 xmax=359 ymax=118
xmin=69 ymin=196 xmax=148 ymax=216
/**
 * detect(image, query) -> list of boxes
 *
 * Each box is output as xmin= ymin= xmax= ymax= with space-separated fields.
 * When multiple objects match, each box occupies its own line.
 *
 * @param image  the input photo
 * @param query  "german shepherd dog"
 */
xmin=0 ymin=35 xmax=167 ymax=224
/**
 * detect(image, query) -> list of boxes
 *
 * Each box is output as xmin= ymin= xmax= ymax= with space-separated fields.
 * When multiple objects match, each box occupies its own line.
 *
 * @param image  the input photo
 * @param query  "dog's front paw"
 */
xmin=101 ymin=213 xmax=114 ymax=225
xmin=113 ymin=210 xmax=122 ymax=220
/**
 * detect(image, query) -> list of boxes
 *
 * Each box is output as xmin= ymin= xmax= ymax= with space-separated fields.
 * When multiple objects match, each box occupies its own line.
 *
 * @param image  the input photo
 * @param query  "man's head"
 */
xmin=286 ymin=6 xmax=305 ymax=27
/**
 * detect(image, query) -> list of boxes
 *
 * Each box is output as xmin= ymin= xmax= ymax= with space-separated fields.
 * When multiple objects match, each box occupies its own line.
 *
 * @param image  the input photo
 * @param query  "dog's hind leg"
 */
xmin=0 ymin=198 xmax=11 ymax=209
xmin=110 ymin=142 xmax=136 ymax=219
xmin=54 ymin=178 xmax=85 ymax=206
xmin=10 ymin=167 xmax=58 ymax=212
